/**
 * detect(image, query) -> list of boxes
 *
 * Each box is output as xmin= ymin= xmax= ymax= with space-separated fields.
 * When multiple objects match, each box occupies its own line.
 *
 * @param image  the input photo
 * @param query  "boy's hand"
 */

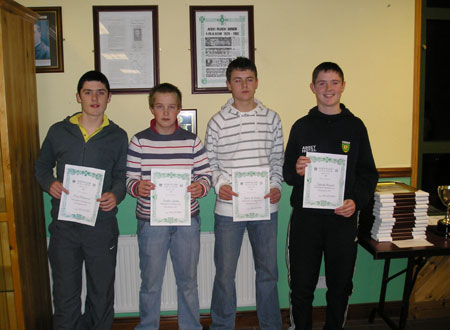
xmin=49 ymin=181 xmax=69 ymax=199
xmin=97 ymin=192 xmax=117 ymax=212
xmin=264 ymin=188 xmax=281 ymax=204
xmin=296 ymin=156 xmax=311 ymax=176
xmin=218 ymin=184 xmax=238 ymax=201
xmin=335 ymin=199 xmax=356 ymax=218
xmin=187 ymin=181 xmax=203 ymax=199
xmin=137 ymin=180 xmax=154 ymax=197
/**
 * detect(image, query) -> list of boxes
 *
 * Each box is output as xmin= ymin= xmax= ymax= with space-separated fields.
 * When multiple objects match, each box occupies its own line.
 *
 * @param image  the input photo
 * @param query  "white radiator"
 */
xmin=115 ymin=232 xmax=256 ymax=313
xmin=49 ymin=232 xmax=256 ymax=313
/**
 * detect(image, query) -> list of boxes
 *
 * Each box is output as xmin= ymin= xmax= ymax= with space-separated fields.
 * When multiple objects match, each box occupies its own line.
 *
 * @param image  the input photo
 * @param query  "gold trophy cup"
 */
xmin=437 ymin=185 xmax=450 ymax=238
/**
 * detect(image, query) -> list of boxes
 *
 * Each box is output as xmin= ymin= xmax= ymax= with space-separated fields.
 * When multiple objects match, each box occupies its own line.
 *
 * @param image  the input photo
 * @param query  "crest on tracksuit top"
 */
xmin=341 ymin=141 xmax=350 ymax=153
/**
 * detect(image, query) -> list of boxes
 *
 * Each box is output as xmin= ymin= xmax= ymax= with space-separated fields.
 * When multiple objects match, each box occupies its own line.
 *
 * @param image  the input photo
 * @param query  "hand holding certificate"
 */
xmin=232 ymin=167 xmax=270 ymax=221
xmin=303 ymin=152 xmax=347 ymax=209
xmin=58 ymin=165 xmax=105 ymax=226
xmin=151 ymin=168 xmax=191 ymax=226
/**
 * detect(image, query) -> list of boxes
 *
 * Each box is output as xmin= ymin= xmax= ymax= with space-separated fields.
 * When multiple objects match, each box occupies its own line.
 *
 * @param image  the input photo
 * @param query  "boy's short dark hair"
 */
xmin=226 ymin=57 xmax=257 ymax=82
xmin=77 ymin=71 xmax=111 ymax=95
xmin=312 ymin=62 xmax=344 ymax=84
xmin=148 ymin=83 xmax=182 ymax=108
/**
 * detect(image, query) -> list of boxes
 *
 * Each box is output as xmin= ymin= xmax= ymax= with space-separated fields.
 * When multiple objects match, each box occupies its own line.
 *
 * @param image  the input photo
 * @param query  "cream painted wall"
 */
xmin=19 ymin=0 xmax=414 ymax=168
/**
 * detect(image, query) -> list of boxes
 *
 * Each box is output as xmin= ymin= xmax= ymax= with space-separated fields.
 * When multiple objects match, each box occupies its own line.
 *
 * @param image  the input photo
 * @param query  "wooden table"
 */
xmin=358 ymin=227 xmax=450 ymax=330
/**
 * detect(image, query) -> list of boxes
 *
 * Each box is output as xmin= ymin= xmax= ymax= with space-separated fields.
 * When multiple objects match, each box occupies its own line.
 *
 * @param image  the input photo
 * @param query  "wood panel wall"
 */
xmin=410 ymin=256 xmax=450 ymax=319
xmin=0 ymin=0 xmax=52 ymax=328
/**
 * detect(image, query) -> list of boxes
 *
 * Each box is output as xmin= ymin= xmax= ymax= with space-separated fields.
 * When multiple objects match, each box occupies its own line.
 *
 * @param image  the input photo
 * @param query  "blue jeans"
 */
xmin=135 ymin=216 xmax=202 ymax=330
xmin=210 ymin=213 xmax=282 ymax=330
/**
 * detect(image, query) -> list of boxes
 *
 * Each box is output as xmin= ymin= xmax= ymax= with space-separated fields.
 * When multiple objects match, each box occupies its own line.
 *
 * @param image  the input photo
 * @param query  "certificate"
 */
xmin=232 ymin=167 xmax=270 ymax=221
xmin=303 ymin=152 xmax=347 ymax=209
xmin=58 ymin=165 xmax=105 ymax=226
xmin=151 ymin=169 xmax=191 ymax=226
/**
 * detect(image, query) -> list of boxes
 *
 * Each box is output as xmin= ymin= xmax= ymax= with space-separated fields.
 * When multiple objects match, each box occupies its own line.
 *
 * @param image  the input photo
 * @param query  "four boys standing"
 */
xmin=36 ymin=58 xmax=376 ymax=330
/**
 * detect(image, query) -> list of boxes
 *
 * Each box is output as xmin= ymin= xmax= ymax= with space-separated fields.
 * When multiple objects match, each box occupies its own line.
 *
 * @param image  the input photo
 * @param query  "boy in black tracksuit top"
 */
xmin=283 ymin=62 xmax=378 ymax=330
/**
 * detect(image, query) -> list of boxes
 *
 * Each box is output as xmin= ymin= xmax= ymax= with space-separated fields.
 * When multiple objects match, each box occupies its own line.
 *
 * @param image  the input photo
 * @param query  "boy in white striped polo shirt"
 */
xmin=205 ymin=57 xmax=284 ymax=329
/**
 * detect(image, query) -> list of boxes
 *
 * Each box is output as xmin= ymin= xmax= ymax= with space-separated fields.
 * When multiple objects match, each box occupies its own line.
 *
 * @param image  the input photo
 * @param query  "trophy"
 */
xmin=437 ymin=185 xmax=450 ymax=237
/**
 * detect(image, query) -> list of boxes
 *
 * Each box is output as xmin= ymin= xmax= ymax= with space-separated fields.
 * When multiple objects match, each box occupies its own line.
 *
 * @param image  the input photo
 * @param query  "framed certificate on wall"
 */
xmin=190 ymin=6 xmax=254 ymax=94
xmin=93 ymin=6 xmax=159 ymax=94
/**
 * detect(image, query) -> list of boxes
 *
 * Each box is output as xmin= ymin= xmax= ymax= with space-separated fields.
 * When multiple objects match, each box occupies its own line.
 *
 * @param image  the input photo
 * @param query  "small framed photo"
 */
xmin=178 ymin=110 xmax=197 ymax=134
xmin=30 ymin=7 xmax=64 ymax=73
xmin=93 ymin=6 xmax=159 ymax=94
xmin=190 ymin=6 xmax=255 ymax=94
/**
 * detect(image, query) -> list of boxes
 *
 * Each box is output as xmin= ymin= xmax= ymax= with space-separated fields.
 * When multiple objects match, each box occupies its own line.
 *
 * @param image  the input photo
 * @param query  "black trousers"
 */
xmin=48 ymin=217 xmax=119 ymax=330
xmin=288 ymin=208 xmax=358 ymax=330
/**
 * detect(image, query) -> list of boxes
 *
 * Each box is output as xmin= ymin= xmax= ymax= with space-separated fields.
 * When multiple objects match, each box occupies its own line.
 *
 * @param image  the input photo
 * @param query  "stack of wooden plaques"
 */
xmin=369 ymin=182 xmax=429 ymax=241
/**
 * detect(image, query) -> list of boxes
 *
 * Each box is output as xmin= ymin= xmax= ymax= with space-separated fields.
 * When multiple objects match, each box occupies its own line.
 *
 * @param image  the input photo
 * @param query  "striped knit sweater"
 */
xmin=205 ymin=98 xmax=284 ymax=216
xmin=126 ymin=124 xmax=212 ymax=222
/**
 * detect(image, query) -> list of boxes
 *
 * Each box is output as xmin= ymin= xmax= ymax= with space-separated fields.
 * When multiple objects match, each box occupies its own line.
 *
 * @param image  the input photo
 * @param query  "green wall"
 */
xmin=43 ymin=177 xmax=410 ymax=315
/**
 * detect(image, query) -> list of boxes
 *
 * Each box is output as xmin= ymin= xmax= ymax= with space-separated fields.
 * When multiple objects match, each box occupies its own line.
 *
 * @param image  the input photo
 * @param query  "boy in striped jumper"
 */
xmin=205 ymin=57 xmax=284 ymax=329
xmin=126 ymin=83 xmax=211 ymax=330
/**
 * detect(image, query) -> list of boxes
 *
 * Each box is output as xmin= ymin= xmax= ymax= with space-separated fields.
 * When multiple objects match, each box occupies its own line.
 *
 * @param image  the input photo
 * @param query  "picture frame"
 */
xmin=189 ymin=6 xmax=255 ymax=94
xmin=30 ymin=7 xmax=64 ymax=73
xmin=178 ymin=109 xmax=197 ymax=134
xmin=93 ymin=6 xmax=159 ymax=94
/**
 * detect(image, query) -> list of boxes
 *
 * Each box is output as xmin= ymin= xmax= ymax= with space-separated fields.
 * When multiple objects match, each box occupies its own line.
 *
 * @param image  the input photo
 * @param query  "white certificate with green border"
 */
xmin=232 ymin=167 xmax=270 ymax=221
xmin=150 ymin=168 xmax=191 ymax=226
xmin=303 ymin=152 xmax=347 ymax=209
xmin=58 ymin=164 xmax=105 ymax=226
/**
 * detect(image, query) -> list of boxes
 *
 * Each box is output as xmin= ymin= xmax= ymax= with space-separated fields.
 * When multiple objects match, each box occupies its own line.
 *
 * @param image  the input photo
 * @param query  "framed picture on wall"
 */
xmin=30 ymin=7 xmax=64 ymax=73
xmin=178 ymin=109 xmax=197 ymax=134
xmin=93 ymin=6 xmax=159 ymax=94
xmin=189 ymin=6 xmax=255 ymax=94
